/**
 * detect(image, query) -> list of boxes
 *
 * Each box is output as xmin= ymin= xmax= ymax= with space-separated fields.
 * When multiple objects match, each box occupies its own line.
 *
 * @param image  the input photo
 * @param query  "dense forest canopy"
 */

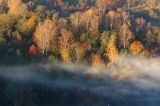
xmin=0 ymin=0 xmax=160 ymax=65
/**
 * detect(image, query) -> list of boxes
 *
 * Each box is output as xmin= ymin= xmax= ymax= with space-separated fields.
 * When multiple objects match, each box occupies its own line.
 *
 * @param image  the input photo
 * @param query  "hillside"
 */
xmin=0 ymin=0 xmax=160 ymax=106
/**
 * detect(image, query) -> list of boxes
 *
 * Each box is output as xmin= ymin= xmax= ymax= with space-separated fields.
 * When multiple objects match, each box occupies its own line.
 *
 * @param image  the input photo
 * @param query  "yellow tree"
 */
xmin=69 ymin=12 xmax=82 ymax=32
xmin=106 ymin=33 xmax=118 ymax=63
xmin=25 ymin=12 xmax=37 ymax=32
xmin=58 ymin=29 xmax=75 ymax=62
xmin=34 ymin=19 xmax=57 ymax=55
xmin=81 ymin=9 xmax=100 ymax=36
xmin=7 ymin=0 xmax=28 ymax=16
xmin=16 ymin=11 xmax=37 ymax=35
xmin=0 ymin=14 xmax=15 ymax=36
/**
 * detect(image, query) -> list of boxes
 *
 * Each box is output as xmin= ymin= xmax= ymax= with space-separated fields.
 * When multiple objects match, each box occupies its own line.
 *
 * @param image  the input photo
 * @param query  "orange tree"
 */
xmin=129 ymin=41 xmax=144 ymax=55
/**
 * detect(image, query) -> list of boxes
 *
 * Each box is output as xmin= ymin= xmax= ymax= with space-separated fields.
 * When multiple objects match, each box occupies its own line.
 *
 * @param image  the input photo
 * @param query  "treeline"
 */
xmin=0 ymin=0 xmax=160 ymax=64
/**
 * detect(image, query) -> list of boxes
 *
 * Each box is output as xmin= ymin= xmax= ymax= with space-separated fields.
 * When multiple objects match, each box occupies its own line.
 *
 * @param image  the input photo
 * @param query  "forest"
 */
xmin=0 ymin=0 xmax=160 ymax=106
xmin=0 ymin=0 xmax=160 ymax=65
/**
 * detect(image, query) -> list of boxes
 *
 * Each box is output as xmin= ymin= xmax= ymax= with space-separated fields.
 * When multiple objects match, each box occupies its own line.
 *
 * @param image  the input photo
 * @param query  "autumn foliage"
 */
xmin=91 ymin=54 xmax=103 ymax=67
xmin=58 ymin=29 xmax=75 ymax=62
xmin=0 ymin=0 xmax=159 ymax=65
xmin=29 ymin=44 xmax=37 ymax=56
xmin=106 ymin=34 xmax=119 ymax=63
xmin=34 ymin=19 xmax=57 ymax=54
xmin=8 ymin=0 xmax=27 ymax=16
xmin=129 ymin=41 xmax=145 ymax=55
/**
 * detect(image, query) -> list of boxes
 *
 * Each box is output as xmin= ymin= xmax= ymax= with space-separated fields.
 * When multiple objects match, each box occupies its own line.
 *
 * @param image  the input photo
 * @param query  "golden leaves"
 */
xmin=25 ymin=12 xmax=37 ymax=31
xmin=129 ymin=41 xmax=144 ymax=55
xmin=86 ymin=9 xmax=94 ymax=16
xmin=8 ymin=0 xmax=27 ymax=16
xmin=59 ymin=47 xmax=69 ymax=62
xmin=106 ymin=33 xmax=118 ymax=63
xmin=58 ymin=29 xmax=75 ymax=63
xmin=16 ymin=12 xmax=37 ymax=34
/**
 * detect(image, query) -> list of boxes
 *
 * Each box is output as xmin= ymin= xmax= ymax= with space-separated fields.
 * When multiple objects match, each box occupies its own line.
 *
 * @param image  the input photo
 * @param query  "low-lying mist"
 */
xmin=0 ymin=56 xmax=160 ymax=106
